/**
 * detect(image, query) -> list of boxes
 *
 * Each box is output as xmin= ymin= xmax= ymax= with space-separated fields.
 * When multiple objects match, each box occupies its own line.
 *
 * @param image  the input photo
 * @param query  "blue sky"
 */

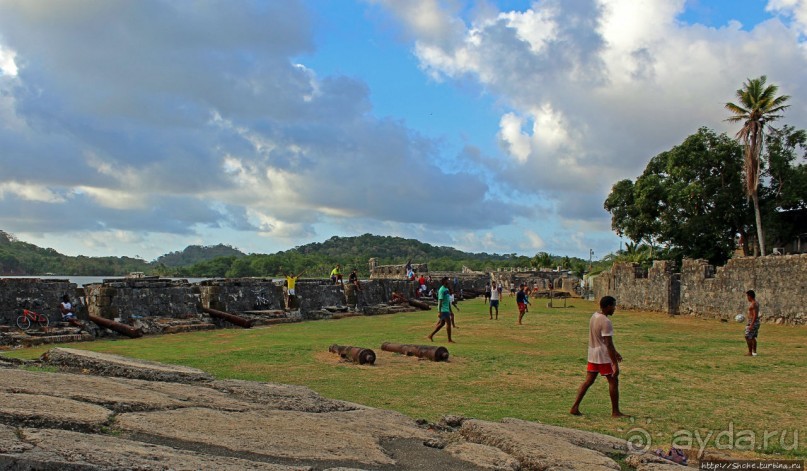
xmin=0 ymin=0 xmax=805 ymax=263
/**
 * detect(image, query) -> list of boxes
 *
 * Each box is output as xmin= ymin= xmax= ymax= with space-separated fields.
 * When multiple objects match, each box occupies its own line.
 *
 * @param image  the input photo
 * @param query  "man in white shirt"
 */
xmin=570 ymin=296 xmax=627 ymax=418
xmin=489 ymin=281 xmax=500 ymax=320
xmin=59 ymin=295 xmax=76 ymax=319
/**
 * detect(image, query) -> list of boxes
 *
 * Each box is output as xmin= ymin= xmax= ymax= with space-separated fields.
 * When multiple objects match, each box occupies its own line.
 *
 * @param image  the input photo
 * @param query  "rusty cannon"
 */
xmin=328 ymin=344 xmax=376 ymax=365
xmin=88 ymin=315 xmax=143 ymax=339
xmin=380 ymin=342 xmax=449 ymax=362
xmin=407 ymin=298 xmax=431 ymax=310
xmin=200 ymin=306 xmax=255 ymax=328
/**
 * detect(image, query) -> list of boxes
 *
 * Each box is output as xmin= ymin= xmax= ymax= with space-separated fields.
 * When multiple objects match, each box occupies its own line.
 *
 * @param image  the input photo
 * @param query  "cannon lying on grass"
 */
xmin=381 ymin=342 xmax=449 ymax=362
xmin=328 ymin=344 xmax=376 ymax=365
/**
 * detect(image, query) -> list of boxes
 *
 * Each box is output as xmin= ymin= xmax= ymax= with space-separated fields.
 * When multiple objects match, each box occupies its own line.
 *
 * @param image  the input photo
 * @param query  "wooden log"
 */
xmin=88 ymin=315 xmax=143 ymax=338
xmin=328 ymin=344 xmax=376 ymax=365
xmin=199 ymin=306 xmax=254 ymax=328
xmin=380 ymin=342 xmax=449 ymax=362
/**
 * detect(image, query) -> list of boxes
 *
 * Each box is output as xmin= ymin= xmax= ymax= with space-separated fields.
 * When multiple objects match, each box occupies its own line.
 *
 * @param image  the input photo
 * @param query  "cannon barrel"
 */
xmin=380 ymin=342 xmax=449 ymax=362
xmin=407 ymin=298 xmax=431 ymax=310
xmin=328 ymin=344 xmax=376 ymax=365
xmin=88 ymin=315 xmax=143 ymax=338
xmin=200 ymin=306 xmax=254 ymax=328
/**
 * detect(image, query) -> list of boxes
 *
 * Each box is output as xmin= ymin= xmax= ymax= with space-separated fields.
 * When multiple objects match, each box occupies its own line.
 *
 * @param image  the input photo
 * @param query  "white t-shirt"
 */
xmin=490 ymin=287 xmax=500 ymax=301
xmin=587 ymin=312 xmax=614 ymax=364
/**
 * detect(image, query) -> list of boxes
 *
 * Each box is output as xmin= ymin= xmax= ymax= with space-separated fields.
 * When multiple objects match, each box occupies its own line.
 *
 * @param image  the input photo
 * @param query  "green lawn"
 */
xmin=6 ymin=297 xmax=806 ymax=458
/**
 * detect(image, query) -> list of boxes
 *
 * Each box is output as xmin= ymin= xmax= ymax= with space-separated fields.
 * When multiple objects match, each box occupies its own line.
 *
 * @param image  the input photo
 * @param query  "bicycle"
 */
xmin=16 ymin=308 xmax=50 ymax=331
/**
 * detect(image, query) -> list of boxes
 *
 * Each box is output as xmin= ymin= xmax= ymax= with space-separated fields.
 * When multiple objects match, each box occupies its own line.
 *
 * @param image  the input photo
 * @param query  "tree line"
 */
xmin=0 ymin=231 xmax=597 ymax=279
xmin=605 ymin=76 xmax=806 ymax=266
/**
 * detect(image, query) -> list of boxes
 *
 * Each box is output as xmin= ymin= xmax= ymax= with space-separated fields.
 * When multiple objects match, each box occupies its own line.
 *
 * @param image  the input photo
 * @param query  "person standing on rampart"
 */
xmin=284 ymin=269 xmax=305 ymax=309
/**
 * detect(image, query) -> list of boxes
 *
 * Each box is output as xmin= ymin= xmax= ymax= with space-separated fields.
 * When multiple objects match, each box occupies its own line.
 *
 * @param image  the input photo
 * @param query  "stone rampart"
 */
xmin=679 ymin=255 xmax=806 ymax=324
xmin=84 ymin=278 xmax=202 ymax=321
xmin=2 ymin=268 xmax=498 ymax=329
xmin=594 ymin=255 xmax=806 ymax=324
xmin=369 ymin=259 xmax=428 ymax=279
xmin=0 ymin=278 xmax=79 ymax=325
xmin=198 ymin=278 xmax=284 ymax=313
xmin=592 ymin=261 xmax=677 ymax=314
xmin=428 ymin=273 xmax=491 ymax=294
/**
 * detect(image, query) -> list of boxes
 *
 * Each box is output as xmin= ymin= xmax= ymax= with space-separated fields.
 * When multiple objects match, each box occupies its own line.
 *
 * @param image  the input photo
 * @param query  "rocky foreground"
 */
xmin=0 ymin=348 xmax=686 ymax=470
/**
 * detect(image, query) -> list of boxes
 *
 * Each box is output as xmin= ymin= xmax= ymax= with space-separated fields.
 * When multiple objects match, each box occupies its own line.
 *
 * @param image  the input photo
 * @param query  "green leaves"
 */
xmin=605 ymin=128 xmax=748 ymax=265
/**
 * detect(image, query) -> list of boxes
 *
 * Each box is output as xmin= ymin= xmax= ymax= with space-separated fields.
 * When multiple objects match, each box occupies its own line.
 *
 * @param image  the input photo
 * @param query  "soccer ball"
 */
xmin=734 ymin=314 xmax=745 ymax=323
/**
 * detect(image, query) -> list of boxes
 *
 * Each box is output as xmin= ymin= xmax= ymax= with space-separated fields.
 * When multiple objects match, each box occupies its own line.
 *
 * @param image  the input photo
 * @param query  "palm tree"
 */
xmin=725 ymin=75 xmax=790 ymax=256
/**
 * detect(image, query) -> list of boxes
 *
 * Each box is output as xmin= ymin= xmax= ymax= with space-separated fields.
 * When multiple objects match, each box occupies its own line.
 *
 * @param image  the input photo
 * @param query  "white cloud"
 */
xmin=381 ymin=0 xmax=807 ymax=226
xmin=0 ymin=44 xmax=17 ymax=76
xmin=523 ymin=230 xmax=545 ymax=250
xmin=1 ymin=0 xmax=804 ymax=260
xmin=0 ymin=0 xmax=523 ymax=258
xmin=767 ymin=0 xmax=807 ymax=36
xmin=0 ymin=181 xmax=65 ymax=203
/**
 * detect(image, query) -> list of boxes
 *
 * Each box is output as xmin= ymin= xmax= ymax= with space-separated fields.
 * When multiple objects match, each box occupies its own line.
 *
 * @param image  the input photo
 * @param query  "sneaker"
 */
xmin=752 ymin=352 xmax=758 ymax=357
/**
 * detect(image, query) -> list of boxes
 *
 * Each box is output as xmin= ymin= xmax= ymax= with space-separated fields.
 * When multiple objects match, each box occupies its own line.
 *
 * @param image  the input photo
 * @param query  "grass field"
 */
xmin=6 ymin=296 xmax=806 ymax=458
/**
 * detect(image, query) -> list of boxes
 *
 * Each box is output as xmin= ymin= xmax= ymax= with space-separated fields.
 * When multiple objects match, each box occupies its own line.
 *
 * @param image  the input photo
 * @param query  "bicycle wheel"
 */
xmin=38 ymin=315 xmax=50 ymax=329
xmin=16 ymin=315 xmax=31 ymax=330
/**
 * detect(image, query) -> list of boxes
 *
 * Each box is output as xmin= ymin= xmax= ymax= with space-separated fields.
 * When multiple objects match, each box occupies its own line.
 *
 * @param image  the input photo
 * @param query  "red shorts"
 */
xmin=518 ymin=302 xmax=527 ymax=313
xmin=587 ymin=362 xmax=614 ymax=376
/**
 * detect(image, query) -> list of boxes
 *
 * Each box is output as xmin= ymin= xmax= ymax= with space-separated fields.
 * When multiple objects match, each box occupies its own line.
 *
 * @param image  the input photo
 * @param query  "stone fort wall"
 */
xmin=594 ymin=255 xmax=807 ymax=325
xmin=0 ymin=273 xmax=486 ymax=326
xmin=0 ymin=278 xmax=78 ymax=325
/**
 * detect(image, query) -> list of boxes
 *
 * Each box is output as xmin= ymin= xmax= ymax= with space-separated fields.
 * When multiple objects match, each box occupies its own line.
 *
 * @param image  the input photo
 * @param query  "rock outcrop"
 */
xmin=0 ymin=348 xmax=687 ymax=470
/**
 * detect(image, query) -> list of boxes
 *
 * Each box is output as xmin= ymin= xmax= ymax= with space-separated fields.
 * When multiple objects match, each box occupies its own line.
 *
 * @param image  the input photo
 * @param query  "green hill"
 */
xmin=155 ymin=244 xmax=246 ymax=267
xmin=0 ymin=230 xmax=150 ymax=276
xmin=0 ymin=230 xmax=590 ymax=278
xmin=0 ymin=231 xmax=243 ymax=276
xmin=175 ymin=234 xmax=588 ymax=278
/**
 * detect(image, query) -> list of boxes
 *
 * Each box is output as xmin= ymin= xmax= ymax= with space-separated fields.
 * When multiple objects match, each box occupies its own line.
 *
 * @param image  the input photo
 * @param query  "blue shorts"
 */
xmin=439 ymin=311 xmax=451 ymax=321
xmin=745 ymin=321 xmax=760 ymax=339
xmin=490 ymin=300 xmax=499 ymax=308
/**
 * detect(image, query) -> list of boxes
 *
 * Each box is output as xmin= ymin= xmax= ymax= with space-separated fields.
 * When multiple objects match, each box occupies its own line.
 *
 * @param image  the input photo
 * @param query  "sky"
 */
xmin=0 ymin=0 xmax=805 ymax=263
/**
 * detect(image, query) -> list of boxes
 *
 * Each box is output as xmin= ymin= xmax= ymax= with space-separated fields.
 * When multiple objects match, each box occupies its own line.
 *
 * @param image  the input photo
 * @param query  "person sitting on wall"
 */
xmin=59 ymin=294 xmax=83 ymax=327
xmin=59 ymin=295 xmax=77 ymax=320
xmin=390 ymin=291 xmax=407 ymax=304
xmin=418 ymin=274 xmax=427 ymax=297
xmin=330 ymin=264 xmax=343 ymax=285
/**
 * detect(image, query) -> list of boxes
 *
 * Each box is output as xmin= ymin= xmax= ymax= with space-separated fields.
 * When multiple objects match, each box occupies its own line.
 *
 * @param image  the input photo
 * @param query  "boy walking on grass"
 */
xmin=428 ymin=277 xmax=455 ymax=343
xmin=570 ymin=296 xmax=627 ymax=418
xmin=516 ymin=284 xmax=530 ymax=325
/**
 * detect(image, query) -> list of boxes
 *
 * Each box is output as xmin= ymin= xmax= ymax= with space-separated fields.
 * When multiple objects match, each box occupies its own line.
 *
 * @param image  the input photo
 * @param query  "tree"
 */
xmin=725 ymin=75 xmax=791 ymax=256
xmin=763 ymin=125 xmax=807 ymax=211
xmin=531 ymin=252 xmax=553 ymax=269
xmin=761 ymin=125 xmax=807 ymax=249
xmin=605 ymin=128 xmax=749 ymax=265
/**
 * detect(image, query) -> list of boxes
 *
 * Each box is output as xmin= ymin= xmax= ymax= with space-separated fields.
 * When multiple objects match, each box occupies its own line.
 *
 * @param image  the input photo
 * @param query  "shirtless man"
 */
xmin=745 ymin=290 xmax=760 ymax=357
